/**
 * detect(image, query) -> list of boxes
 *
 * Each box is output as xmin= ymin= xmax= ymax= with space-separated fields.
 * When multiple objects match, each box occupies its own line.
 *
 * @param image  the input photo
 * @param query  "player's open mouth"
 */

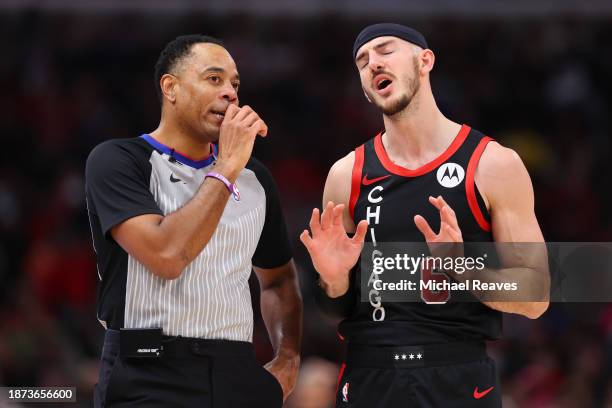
xmin=377 ymin=79 xmax=392 ymax=91
xmin=373 ymin=74 xmax=393 ymax=96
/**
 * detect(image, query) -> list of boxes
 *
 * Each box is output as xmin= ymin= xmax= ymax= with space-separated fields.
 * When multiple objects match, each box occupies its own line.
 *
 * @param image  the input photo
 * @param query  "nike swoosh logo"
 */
xmin=362 ymin=174 xmax=391 ymax=186
xmin=473 ymin=386 xmax=494 ymax=399
xmin=170 ymin=174 xmax=182 ymax=183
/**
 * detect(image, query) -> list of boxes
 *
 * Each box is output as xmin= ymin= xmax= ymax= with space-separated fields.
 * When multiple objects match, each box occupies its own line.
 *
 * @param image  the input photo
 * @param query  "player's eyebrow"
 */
xmin=356 ymin=39 xmax=395 ymax=63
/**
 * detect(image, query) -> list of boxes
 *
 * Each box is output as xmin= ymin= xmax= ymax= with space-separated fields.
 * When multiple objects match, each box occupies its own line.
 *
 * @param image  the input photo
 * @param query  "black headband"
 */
xmin=353 ymin=23 xmax=428 ymax=60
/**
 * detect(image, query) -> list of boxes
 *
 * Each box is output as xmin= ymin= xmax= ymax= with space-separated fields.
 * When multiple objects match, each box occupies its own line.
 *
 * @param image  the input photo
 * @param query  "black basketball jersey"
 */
xmin=340 ymin=124 xmax=502 ymax=346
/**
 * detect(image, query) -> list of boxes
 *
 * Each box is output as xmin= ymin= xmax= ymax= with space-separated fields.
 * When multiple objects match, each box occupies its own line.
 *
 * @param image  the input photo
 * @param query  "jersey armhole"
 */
xmin=466 ymin=136 xmax=493 ymax=232
xmin=348 ymin=145 xmax=365 ymax=220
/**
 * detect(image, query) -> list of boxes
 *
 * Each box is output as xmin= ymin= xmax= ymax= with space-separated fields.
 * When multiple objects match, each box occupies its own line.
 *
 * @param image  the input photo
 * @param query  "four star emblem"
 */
xmin=393 ymin=352 xmax=424 ymax=361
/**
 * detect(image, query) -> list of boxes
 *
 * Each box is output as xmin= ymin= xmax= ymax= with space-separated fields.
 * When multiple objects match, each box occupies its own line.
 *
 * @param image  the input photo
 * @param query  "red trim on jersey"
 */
xmin=336 ymin=362 xmax=347 ymax=395
xmin=374 ymin=124 xmax=471 ymax=177
xmin=466 ymin=136 xmax=494 ymax=232
xmin=349 ymin=145 xmax=365 ymax=219
xmin=337 ymin=331 xmax=345 ymax=341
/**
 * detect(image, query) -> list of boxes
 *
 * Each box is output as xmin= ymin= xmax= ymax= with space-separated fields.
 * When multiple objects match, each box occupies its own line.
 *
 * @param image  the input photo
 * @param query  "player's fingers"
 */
xmin=441 ymin=205 xmax=460 ymax=230
xmin=440 ymin=221 xmax=460 ymax=241
xmin=445 ymin=224 xmax=462 ymax=242
xmin=352 ymin=220 xmax=368 ymax=243
xmin=414 ymin=215 xmax=437 ymax=241
xmin=309 ymin=208 xmax=321 ymax=236
xmin=428 ymin=196 xmax=446 ymax=213
xmin=438 ymin=196 xmax=457 ymax=218
xmin=332 ymin=204 xmax=345 ymax=226
xmin=320 ymin=201 xmax=334 ymax=230
xmin=300 ymin=230 xmax=314 ymax=251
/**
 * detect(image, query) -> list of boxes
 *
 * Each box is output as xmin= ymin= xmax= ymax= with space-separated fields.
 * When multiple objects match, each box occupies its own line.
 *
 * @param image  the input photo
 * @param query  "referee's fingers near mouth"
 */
xmin=224 ymin=103 xmax=240 ymax=120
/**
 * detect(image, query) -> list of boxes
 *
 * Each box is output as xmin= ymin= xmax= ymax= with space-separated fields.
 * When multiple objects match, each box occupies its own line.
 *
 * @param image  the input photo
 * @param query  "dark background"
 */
xmin=1 ymin=1 xmax=611 ymax=407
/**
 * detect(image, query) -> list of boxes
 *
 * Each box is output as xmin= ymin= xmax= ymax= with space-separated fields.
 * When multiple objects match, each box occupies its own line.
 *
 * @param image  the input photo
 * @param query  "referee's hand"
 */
xmin=265 ymin=354 xmax=300 ymax=403
xmin=215 ymin=104 xmax=268 ymax=182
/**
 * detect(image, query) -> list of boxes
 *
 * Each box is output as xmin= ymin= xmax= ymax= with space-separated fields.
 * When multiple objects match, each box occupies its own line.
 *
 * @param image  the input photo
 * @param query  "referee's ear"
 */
xmin=160 ymin=73 xmax=178 ymax=104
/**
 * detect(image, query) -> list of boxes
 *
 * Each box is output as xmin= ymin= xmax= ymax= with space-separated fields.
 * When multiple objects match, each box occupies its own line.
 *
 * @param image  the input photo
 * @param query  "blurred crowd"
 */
xmin=1 ymin=10 xmax=611 ymax=407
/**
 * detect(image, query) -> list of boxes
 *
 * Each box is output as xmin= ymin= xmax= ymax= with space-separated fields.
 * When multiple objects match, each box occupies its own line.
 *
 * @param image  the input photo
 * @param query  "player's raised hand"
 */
xmin=216 ymin=104 xmax=268 ymax=182
xmin=414 ymin=195 xmax=464 ymax=262
xmin=300 ymin=202 xmax=368 ymax=295
xmin=414 ymin=195 xmax=463 ymax=243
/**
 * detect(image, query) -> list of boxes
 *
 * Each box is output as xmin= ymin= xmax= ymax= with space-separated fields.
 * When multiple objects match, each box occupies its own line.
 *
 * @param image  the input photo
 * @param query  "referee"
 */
xmin=85 ymin=35 xmax=302 ymax=407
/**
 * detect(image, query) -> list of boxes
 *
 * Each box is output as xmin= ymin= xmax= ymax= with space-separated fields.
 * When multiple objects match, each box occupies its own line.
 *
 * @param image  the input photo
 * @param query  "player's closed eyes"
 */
xmin=358 ymin=51 xmax=394 ymax=69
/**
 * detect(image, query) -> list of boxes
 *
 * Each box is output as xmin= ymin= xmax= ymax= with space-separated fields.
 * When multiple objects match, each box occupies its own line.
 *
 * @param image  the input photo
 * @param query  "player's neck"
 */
xmin=149 ymin=119 xmax=213 ymax=161
xmin=381 ymin=92 xmax=460 ymax=168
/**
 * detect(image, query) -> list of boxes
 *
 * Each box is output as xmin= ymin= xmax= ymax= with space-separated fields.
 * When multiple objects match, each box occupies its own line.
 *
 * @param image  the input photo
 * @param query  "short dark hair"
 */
xmin=154 ymin=34 xmax=225 ymax=102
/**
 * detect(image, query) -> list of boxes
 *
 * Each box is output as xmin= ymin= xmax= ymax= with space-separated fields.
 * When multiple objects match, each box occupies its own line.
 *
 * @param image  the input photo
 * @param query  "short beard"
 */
xmin=381 ymin=92 xmax=412 ymax=116
xmin=382 ymin=76 xmax=419 ymax=116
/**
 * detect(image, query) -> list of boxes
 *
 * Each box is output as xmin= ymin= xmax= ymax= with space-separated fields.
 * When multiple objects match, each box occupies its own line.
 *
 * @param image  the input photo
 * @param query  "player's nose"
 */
xmin=367 ymin=54 xmax=385 ymax=72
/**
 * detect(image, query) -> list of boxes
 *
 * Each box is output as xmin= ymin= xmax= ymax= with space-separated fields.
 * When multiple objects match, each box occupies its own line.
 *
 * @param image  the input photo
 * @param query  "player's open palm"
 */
xmin=300 ymin=201 xmax=368 ymax=282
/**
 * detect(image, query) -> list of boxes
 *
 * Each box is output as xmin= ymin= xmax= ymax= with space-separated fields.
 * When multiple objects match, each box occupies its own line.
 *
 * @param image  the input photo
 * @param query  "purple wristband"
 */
xmin=205 ymin=172 xmax=240 ymax=201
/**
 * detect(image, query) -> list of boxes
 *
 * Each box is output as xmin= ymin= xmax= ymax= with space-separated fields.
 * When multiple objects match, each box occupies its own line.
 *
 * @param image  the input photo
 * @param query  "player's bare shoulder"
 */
xmin=323 ymin=151 xmax=355 ymax=205
xmin=475 ymin=141 xmax=534 ymax=208
xmin=323 ymin=150 xmax=356 ymax=231
xmin=479 ymin=142 xmax=525 ymax=176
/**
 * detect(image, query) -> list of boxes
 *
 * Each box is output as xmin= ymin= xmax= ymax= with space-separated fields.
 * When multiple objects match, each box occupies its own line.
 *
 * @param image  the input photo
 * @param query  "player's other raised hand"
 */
xmin=414 ymin=195 xmax=463 ymax=243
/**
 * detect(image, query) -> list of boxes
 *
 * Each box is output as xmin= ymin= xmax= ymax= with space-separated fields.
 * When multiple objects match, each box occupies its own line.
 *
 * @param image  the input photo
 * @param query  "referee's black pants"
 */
xmin=94 ymin=330 xmax=283 ymax=408
xmin=335 ymin=341 xmax=501 ymax=408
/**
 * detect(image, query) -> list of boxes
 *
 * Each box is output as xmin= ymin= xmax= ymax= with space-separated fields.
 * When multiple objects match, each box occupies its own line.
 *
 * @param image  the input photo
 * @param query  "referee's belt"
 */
xmin=161 ymin=335 xmax=254 ymax=358
xmin=346 ymin=341 xmax=487 ymax=368
xmin=105 ymin=329 xmax=254 ymax=358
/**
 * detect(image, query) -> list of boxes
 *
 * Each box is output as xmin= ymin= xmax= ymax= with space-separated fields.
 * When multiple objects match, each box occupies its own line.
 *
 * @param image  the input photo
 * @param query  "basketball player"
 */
xmin=300 ymin=23 xmax=550 ymax=407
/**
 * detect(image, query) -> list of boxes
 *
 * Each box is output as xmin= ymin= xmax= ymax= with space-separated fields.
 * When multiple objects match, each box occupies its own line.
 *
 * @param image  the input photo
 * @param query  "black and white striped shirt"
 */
xmin=85 ymin=135 xmax=291 ymax=342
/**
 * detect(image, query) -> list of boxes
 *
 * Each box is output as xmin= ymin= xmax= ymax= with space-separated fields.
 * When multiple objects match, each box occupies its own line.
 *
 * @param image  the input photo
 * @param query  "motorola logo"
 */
xmin=436 ymin=163 xmax=465 ymax=188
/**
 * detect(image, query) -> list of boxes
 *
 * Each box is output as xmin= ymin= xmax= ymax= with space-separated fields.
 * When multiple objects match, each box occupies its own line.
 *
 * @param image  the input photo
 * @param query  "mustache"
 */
xmin=372 ymin=69 xmax=391 ymax=76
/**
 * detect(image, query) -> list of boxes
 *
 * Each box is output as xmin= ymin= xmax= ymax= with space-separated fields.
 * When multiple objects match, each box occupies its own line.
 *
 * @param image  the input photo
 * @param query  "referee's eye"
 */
xmin=208 ymin=75 xmax=222 ymax=85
